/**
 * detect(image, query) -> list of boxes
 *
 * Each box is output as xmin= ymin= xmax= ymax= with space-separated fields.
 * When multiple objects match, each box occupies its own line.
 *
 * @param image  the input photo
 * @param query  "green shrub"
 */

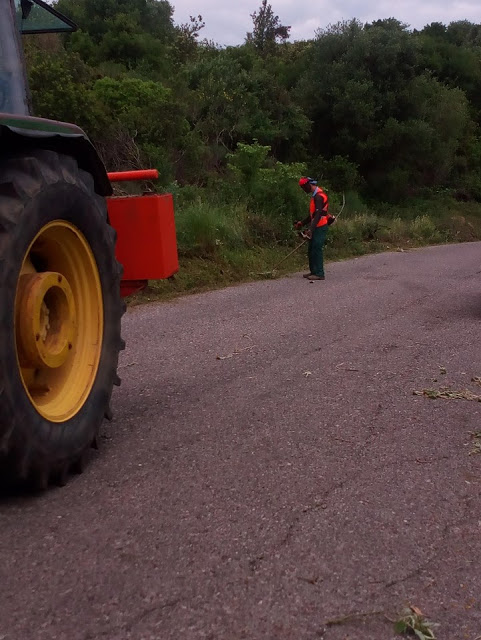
xmin=227 ymin=141 xmax=271 ymax=191
xmin=330 ymin=214 xmax=383 ymax=245
xmin=226 ymin=142 xmax=307 ymax=229
xmin=327 ymin=219 xmax=357 ymax=248
xmin=341 ymin=190 xmax=368 ymax=217
xmin=313 ymin=155 xmax=363 ymax=192
xmin=377 ymin=216 xmax=407 ymax=243
xmin=254 ymin=162 xmax=307 ymax=219
xmin=245 ymin=213 xmax=283 ymax=245
xmin=175 ymin=200 xmax=248 ymax=256
xmin=410 ymin=215 xmax=442 ymax=243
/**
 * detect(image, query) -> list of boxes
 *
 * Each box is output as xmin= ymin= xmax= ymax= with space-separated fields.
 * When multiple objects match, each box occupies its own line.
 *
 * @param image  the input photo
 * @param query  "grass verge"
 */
xmin=128 ymin=204 xmax=481 ymax=306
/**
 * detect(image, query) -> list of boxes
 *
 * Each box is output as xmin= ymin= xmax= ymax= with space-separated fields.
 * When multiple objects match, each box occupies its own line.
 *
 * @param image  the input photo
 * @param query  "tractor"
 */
xmin=0 ymin=0 xmax=178 ymax=488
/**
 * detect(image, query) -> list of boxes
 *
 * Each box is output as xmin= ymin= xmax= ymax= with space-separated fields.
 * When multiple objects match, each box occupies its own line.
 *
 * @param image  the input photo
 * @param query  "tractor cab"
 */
xmin=0 ymin=0 xmax=76 ymax=115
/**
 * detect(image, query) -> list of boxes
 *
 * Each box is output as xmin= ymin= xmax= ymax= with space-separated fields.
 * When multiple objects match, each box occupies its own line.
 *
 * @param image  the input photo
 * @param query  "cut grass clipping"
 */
xmin=414 ymin=388 xmax=481 ymax=401
xmin=394 ymin=606 xmax=438 ymax=639
xmin=323 ymin=604 xmax=437 ymax=638
xmin=469 ymin=431 xmax=481 ymax=456
xmin=414 ymin=375 xmax=481 ymax=456
xmin=413 ymin=376 xmax=481 ymax=402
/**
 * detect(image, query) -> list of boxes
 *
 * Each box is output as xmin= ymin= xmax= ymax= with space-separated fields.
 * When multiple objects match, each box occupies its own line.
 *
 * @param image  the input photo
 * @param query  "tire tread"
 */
xmin=0 ymin=150 xmax=124 ymax=489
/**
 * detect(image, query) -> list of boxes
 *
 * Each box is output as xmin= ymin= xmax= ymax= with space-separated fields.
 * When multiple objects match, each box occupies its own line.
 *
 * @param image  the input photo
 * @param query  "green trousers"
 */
xmin=308 ymin=226 xmax=328 ymax=277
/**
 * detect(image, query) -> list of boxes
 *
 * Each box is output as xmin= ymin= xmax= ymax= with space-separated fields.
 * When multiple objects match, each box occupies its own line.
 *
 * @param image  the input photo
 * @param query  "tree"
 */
xmin=186 ymin=45 xmax=309 ymax=164
xmin=54 ymin=0 xmax=177 ymax=73
xmin=246 ymin=0 xmax=290 ymax=54
xmin=175 ymin=15 xmax=205 ymax=62
xmin=25 ymin=41 xmax=104 ymax=136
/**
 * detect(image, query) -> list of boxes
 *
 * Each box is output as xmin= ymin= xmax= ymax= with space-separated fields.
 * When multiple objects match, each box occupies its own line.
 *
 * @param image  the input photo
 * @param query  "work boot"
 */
xmin=308 ymin=274 xmax=325 ymax=281
xmin=303 ymin=273 xmax=312 ymax=278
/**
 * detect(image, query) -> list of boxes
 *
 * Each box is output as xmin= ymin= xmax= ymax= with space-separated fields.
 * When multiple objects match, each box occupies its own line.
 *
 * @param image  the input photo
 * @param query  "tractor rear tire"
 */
xmin=0 ymin=149 xmax=124 ymax=489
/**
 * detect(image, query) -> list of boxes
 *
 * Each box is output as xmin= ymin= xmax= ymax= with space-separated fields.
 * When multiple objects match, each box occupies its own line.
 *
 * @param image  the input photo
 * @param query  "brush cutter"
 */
xmin=326 ymin=191 xmax=346 ymax=226
xmin=254 ymin=237 xmax=309 ymax=277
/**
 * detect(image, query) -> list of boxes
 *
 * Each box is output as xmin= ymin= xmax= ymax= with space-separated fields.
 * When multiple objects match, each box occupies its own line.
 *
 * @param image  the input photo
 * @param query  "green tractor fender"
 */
xmin=0 ymin=114 xmax=112 ymax=197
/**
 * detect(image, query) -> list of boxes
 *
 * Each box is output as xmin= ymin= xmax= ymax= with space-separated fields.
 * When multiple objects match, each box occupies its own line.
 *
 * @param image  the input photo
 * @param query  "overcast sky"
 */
xmin=170 ymin=0 xmax=481 ymax=46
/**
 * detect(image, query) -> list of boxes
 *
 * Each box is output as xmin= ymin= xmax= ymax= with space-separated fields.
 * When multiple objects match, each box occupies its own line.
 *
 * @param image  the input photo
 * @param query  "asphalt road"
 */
xmin=1 ymin=243 xmax=481 ymax=640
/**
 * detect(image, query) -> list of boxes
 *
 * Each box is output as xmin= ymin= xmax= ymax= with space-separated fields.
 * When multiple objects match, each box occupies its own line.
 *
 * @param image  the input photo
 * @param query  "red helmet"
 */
xmin=299 ymin=177 xmax=317 ymax=187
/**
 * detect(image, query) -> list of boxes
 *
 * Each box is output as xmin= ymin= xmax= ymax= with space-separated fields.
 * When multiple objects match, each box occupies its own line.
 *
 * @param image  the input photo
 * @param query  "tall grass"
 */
xmin=128 ymin=198 xmax=481 ymax=305
xmin=134 ymin=146 xmax=481 ymax=303
xmin=175 ymin=200 xmax=249 ymax=257
xmin=173 ymin=197 xmax=481 ymax=257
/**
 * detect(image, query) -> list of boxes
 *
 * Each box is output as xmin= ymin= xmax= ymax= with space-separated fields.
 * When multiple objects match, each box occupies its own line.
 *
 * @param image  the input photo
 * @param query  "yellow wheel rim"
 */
xmin=14 ymin=221 xmax=103 ymax=423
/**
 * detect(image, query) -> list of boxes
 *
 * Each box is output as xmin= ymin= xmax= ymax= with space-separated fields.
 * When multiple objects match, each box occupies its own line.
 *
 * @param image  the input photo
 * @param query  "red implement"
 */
xmin=106 ymin=170 xmax=178 ymax=296
xmin=107 ymin=169 xmax=159 ymax=182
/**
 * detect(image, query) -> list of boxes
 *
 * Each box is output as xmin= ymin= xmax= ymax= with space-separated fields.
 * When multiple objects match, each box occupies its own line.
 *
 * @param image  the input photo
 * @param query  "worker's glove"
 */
xmin=327 ymin=215 xmax=336 ymax=225
xmin=294 ymin=221 xmax=303 ymax=230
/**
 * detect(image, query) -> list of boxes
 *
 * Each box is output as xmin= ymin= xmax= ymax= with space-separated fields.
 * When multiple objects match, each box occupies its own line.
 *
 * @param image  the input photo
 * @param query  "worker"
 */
xmin=294 ymin=177 xmax=333 ymax=281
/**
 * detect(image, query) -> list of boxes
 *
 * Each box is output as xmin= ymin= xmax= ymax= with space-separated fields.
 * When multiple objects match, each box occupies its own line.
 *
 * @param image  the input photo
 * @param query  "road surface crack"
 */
xmin=278 ymin=479 xmax=350 ymax=547
xmin=83 ymin=597 xmax=182 ymax=639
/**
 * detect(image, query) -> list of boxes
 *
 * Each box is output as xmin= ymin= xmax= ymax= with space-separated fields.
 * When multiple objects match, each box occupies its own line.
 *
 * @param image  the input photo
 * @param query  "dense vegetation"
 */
xmin=25 ymin=1 xmax=481 ymax=296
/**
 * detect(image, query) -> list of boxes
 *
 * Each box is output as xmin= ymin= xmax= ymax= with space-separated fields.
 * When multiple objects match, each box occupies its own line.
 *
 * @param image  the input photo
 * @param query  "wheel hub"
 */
xmin=14 ymin=220 xmax=103 ymax=423
xmin=16 ymin=271 xmax=76 ymax=369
